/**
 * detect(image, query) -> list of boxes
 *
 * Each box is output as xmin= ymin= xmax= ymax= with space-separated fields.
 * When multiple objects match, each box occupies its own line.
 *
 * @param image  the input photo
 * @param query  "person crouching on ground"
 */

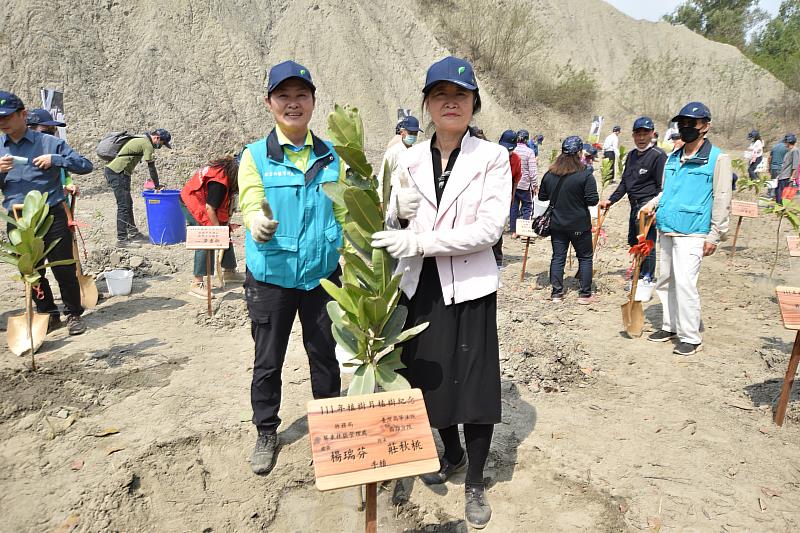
xmin=180 ymin=155 xmax=244 ymax=299
xmin=641 ymin=102 xmax=732 ymax=356
xmin=539 ymin=136 xmax=599 ymax=304
xmin=238 ymin=60 xmax=343 ymax=475
xmin=372 ymin=56 xmax=511 ymax=530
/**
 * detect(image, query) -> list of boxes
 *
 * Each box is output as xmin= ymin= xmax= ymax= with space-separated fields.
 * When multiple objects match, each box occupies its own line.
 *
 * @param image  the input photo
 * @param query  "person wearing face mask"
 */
xmin=238 ymin=60 xmax=344 ymax=477
xmin=27 ymin=109 xmax=78 ymax=201
xmin=377 ymin=115 xmax=423 ymax=188
xmin=599 ymin=117 xmax=667 ymax=282
xmin=371 ymin=56 xmax=511 ymax=529
xmin=104 ymin=127 xmax=172 ymax=247
xmin=640 ymin=102 xmax=732 ymax=356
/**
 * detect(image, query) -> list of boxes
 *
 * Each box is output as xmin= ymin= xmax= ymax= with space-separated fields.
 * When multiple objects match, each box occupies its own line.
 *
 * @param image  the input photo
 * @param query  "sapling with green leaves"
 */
xmin=321 ymin=105 xmax=429 ymax=396
xmin=732 ymin=158 xmax=769 ymax=199
xmin=0 ymin=190 xmax=75 ymax=370
xmin=765 ymin=186 xmax=800 ymax=278
xmin=617 ymin=145 xmax=627 ymax=176
xmin=600 ymin=158 xmax=615 ymax=195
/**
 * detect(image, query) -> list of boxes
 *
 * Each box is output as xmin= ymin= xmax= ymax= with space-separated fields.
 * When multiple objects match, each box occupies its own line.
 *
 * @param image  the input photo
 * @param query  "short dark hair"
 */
xmin=548 ymin=153 xmax=584 ymax=176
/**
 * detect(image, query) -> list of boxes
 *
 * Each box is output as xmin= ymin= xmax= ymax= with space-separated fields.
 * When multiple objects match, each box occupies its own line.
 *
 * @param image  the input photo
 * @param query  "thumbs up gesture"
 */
xmin=395 ymin=173 xmax=422 ymax=220
xmin=251 ymin=198 xmax=279 ymax=243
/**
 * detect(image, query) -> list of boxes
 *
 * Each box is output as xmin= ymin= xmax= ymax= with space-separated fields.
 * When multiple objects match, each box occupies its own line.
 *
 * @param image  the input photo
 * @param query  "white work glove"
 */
xmin=371 ymin=230 xmax=421 ymax=259
xmin=251 ymin=199 xmax=279 ymax=243
xmin=395 ymin=187 xmax=422 ymax=219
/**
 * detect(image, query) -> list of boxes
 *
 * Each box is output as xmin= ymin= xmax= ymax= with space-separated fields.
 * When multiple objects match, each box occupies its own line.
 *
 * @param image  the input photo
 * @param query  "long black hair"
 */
xmin=209 ymin=155 xmax=239 ymax=194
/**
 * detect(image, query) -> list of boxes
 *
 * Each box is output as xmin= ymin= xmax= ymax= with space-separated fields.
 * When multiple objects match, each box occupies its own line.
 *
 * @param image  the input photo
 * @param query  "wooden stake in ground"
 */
xmin=515 ymin=219 xmax=537 ymax=281
xmin=206 ymin=251 xmax=213 ymax=317
xmin=729 ymin=215 xmax=744 ymax=258
xmin=186 ymin=226 xmax=229 ymax=318
xmin=520 ymin=236 xmax=531 ymax=282
xmin=729 ymin=201 xmax=759 ymax=259
xmin=365 ymin=482 xmax=377 ymax=533
xmin=773 ymin=286 xmax=800 ymax=426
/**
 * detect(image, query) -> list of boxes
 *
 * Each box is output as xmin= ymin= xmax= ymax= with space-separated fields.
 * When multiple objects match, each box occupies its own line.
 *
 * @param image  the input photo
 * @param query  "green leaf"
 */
xmin=376 ymin=364 xmax=411 ymax=391
xmin=25 ymin=273 xmax=41 ymax=284
xmin=327 ymin=104 xmax=365 ymax=150
xmin=335 ymin=146 xmax=373 ymax=178
xmin=380 ymin=305 xmax=408 ymax=343
xmin=320 ymin=278 xmax=357 ymax=315
xmin=343 ymin=282 xmax=372 ymax=301
xmin=8 ymin=229 xmax=22 ymax=246
xmin=342 ymin=250 xmax=377 ymax=288
xmin=361 ymin=296 xmax=388 ymax=329
xmin=17 ymin=253 xmax=34 ymax=275
xmin=395 ymin=321 xmax=430 ymax=345
xmin=0 ymin=211 xmax=17 ymax=226
xmin=372 ymin=247 xmax=392 ymax=292
xmin=343 ymin=188 xmax=382 ymax=235
xmin=322 ymin=181 xmax=348 ymax=207
xmin=331 ymin=321 xmax=360 ymax=356
xmin=30 ymin=238 xmax=44 ymax=264
xmin=382 ymin=160 xmax=392 ymax=212
xmin=343 ymin=221 xmax=373 ymax=259
xmin=348 ymin=363 xmax=376 ymax=396
xmin=38 ymin=258 xmax=76 ymax=269
xmin=377 ymin=347 xmax=404 ymax=367
xmin=0 ymin=251 xmax=19 ymax=266
xmin=35 ymin=213 xmax=53 ymax=238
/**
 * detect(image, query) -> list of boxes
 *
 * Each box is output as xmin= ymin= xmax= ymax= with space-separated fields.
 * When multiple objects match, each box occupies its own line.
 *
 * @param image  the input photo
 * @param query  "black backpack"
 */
xmin=96 ymin=131 xmax=137 ymax=161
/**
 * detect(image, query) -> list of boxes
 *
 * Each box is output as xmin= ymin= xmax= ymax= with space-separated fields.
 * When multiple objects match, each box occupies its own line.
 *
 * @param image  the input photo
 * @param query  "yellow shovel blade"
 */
xmin=7 ymin=312 xmax=49 ymax=356
xmin=72 ymin=240 xmax=98 ymax=309
xmin=621 ymin=300 xmax=645 ymax=337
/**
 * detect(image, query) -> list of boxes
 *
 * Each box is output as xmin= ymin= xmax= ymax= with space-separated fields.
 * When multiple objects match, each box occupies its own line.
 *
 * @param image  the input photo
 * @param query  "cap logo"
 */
xmin=0 ymin=100 xmax=5 ymax=105
xmin=300 ymin=69 xmax=306 ymax=76
xmin=458 ymin=66 xmax=465 ymax=75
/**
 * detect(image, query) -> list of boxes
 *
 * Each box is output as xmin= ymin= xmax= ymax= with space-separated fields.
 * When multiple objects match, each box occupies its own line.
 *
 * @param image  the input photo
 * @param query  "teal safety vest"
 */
xmin=657 ymin=140 xmax=720 ymax=236
xmin=244 ymin=130 xmax=342 ymax=290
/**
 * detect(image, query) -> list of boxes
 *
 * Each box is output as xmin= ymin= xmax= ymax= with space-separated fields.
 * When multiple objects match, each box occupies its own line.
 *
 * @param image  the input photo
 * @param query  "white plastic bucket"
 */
xmin=105 ymin=269 xmax=134 ymax=296
xmin=335 ymin=344 xmax=359 ymax=374
xmin=635 ymin=280 xmax=655 ymax=302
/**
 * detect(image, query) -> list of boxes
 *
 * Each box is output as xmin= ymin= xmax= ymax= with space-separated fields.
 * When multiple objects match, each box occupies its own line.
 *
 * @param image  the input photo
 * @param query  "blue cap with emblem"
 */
xmin=0 ymin=91 xmax=25 ymax=117
xmin=671 ymin=101 xmax=711 ymax=123
xmin=562 ymin=135 xmax=583 ymax=154
xmin=423 ymin=56 xmax=479 ymax=93
xmin=499 ymin=129 xmax=517 ymax=150
xmin=400 ymin=115 xmax=423 ymax=133
xmin=267 ymin=60 xmax=316 ymax=95
xmin=27 ymin=108 xmax=66 ymax=127
xmin=785 ymin=133 xmax=798 ymax=145
xmin=633 ymin=116 xmax=655 ymax=131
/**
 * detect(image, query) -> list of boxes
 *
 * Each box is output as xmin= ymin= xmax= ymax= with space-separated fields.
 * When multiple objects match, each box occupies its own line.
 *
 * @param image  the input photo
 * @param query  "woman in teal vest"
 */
xmin=641 ymin=102 xmax=732 ymax=356
xmin=238 ymin=60 xmax=344 ymax=476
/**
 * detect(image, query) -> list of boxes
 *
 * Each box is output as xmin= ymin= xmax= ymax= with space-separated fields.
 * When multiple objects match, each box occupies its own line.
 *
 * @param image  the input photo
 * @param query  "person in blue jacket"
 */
xmin=641 ymin=102 xmax=732 ymax=356
xmin=0 ymin=91 xmax=93 ymax=336
xmin=237 ymin=61 xmax=344 ymax=476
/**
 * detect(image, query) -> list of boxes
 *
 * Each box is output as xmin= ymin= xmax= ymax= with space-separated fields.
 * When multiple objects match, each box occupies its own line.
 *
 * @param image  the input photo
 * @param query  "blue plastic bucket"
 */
xmin=141 ymin=190 xmax=186 ymax=245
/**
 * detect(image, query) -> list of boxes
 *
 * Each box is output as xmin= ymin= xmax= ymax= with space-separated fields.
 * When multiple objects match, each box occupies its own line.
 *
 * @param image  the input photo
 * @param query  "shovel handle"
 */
xmin=592 ymin=206 xmax=610 ymax=251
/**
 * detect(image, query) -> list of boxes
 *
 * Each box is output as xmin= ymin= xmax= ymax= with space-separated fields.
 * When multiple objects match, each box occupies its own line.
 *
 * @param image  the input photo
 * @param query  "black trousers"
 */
xmin=245 ymin=268 xmax=341 ymax=433
xmin=550 ymin=229 xmax=593 ymax=297
xmin=7 ymin=207 xmax=83 ymax=317
xmin=627 ymin=198 xmax=657 ymax=279
xmin=604 ymin=151 xmax=616 ymax=180
xmin=104 ymin=167 xmax=137 ymax=240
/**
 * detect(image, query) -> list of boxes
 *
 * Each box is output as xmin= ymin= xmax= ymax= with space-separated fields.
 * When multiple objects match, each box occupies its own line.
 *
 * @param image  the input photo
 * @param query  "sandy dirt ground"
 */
xmin=2 ymin=179 xmax=800 ymax=533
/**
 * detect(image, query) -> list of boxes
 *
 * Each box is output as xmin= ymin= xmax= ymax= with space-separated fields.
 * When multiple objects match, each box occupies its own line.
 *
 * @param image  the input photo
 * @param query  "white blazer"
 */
xmin=386 ymin=133 xmax=512 ymax=305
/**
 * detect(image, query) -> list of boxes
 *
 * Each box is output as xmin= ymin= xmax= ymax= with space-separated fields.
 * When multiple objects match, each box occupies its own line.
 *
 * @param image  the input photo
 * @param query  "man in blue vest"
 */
xmin=641 ymin=102 xmax=731 ymax=356
xmin=238 ymin=61 xmax=344 ymax=475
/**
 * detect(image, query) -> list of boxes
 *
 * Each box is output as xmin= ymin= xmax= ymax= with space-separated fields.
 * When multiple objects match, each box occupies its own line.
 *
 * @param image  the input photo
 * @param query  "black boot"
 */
xmin=251 ymin=431 xmax=278 ymax=475
xmin=465 ymin=483 xmax=492 ymax=529
xmin=419 ymin=450 xmax=466 ymax=485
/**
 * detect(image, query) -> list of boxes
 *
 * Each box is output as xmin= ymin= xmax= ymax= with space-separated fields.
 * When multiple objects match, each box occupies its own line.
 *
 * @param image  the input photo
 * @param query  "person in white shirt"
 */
xmin=603 ymin=125 xmax=621 ymax=181
xmin=746 ymin=129 xmax=764 ymax=182
xmin=378 ymin=116 xmax=423 ymax=185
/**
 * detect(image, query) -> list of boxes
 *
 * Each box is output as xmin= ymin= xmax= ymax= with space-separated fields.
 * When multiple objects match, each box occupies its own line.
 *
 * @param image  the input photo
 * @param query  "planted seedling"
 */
xmin=321 ymin=105 xmax=429 ymax=395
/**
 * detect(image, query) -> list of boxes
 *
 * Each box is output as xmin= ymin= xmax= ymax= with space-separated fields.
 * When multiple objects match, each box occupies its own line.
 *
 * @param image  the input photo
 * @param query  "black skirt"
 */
xmin=400 ymin=258 xmax=501 ymax=428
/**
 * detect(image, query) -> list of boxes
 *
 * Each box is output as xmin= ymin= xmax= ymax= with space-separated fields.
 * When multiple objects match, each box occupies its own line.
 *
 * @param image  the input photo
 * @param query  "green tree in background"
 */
xmin=749 ymin=0 xmax=800 ymax=91
xmin=663 ymin=0 xmax=768 ymax=49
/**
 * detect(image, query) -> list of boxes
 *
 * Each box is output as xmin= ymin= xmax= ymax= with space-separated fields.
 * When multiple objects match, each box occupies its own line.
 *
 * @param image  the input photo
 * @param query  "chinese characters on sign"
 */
xmin=776 ymin=287 xmax=800 ymax=330
xmin=307 ymin=389 xmax=439 ymax=491
xmin=185 ymin=226 xmax=230 ymax=250
xmin=516 ymin=218 xmax=536 ymax=238
xmin=731 ymin=201 xmax=759 ymax=218
xmin=787 ymin=236 xmax=800 ymax=258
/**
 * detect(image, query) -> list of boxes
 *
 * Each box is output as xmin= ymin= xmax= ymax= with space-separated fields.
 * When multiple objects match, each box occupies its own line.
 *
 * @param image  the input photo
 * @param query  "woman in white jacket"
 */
xmin=372 ymin=56 xmax=511 ymax=530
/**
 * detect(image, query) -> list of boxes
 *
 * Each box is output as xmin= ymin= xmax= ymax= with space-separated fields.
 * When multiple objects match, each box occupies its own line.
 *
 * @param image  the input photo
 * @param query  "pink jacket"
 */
xmin=387 ymin=133 xmax=512 ymax=305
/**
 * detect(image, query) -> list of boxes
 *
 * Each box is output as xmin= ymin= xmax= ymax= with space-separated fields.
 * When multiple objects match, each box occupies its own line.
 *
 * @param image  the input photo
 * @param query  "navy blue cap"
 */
xmin=671 ymin=101 xmax=711 ymax=122
xmin=633 ymin=116 xmax=654 ymax=131
xmin=267 ymin=60 xmax=316 ymax=95
xmin=612 ymin=125 xmax=621 ymax=132
xmin=747 ymin=129 xmax=759 ymax=139
xmin=516 ymin=129 xmax=530 ymax=142
xmin=423 ymin=56 xmax=478 ymax=94
xmin=499 ymin=130 xmax=517 ymax=150
xmin=786 ymin=134 xmax=798 ymax=144
xmin=583 ymin=143 xmax=597 ymax=156
xmin=400 ymin=115 xmax=423 ymax=133
xmin=0 ymin=91 xmax=24 ymax=117
xmin=152 ymin=128 xmax=172 ymax=148
xmin=536 ymin=134 xmax=544 ymax=143
xmin=27 ymin=108 xmax=66 ymax=127
xmin=562 ymin=135 xmax=583 ymax=155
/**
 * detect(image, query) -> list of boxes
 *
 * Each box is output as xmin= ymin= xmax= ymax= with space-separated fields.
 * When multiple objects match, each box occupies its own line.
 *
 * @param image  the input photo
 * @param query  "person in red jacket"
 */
xmin=494 ymin=130 xmax=522 ymax=266
xmin=179 ymin=155 xmax=242 ymax=298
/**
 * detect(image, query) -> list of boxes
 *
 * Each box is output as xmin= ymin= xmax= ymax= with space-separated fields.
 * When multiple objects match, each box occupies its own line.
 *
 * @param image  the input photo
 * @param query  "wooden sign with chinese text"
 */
xmin=776 ymin=287 xmax=800 ymax=330
xmin=788 ymin=236 xmax=800 ymax=257
xmin=516 ymin=218 xmax=536 ymax=238
xmin=731 ymin=201 xmax=759 ymax=218
xmin=307 ymin=388 xmax=439 ymax=491
xmin=185 ymin=226 xmax=229 ymax=250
